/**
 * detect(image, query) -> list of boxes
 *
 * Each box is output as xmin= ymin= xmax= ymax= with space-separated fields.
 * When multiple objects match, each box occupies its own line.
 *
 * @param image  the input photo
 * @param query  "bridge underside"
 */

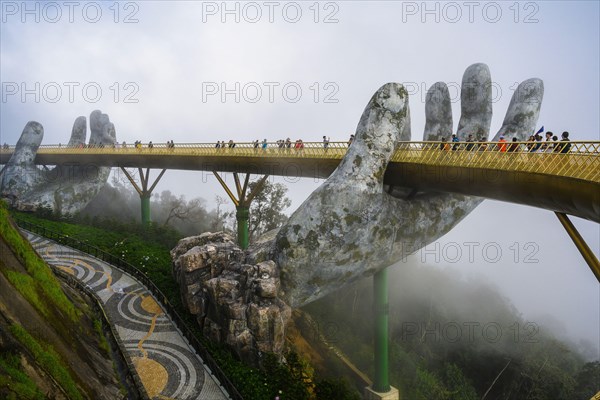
xmin=1 ymin=153 xmax=598 ymax=223
xmin=387 ymin=163 xmax=600 ymax=224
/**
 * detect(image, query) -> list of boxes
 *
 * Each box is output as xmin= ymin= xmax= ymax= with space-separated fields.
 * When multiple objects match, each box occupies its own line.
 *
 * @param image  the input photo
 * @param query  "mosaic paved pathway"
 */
xmin=25 ymin=232 xmax=230 ymax=400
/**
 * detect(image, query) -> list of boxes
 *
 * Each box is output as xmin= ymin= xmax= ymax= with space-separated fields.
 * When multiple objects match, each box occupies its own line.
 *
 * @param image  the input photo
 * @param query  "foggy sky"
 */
xmin=1 ymin=1 xmax=598 ymax=355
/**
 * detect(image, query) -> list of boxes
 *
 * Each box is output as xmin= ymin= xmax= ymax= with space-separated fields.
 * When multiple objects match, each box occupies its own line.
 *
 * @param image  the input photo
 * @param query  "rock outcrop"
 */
xmin=1 ymin=110 xmax=116 ymax=215
xmin=171 ymin=232 xmax=291 ymax=365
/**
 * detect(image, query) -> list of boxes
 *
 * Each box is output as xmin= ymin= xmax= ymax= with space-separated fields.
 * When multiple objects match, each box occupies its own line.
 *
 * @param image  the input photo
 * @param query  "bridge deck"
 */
xmin=1 ymin=141 xmax=599 ymax=222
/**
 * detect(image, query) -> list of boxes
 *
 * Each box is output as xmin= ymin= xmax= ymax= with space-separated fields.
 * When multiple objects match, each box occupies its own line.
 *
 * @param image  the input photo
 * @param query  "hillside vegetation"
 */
xmin=304 ymin=263 xmax=600 ymax=399
xmin=0 ymin=202 xmax=129 ymax=399
xmin=12 ymin=206 xmax=599 ymax=399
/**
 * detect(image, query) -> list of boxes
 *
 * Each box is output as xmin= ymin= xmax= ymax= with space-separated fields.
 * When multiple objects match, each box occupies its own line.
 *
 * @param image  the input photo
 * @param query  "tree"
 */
xmin=211 ymin=195 xmax=234 ymax=233
xmin=80 ymin=179 xmax=217 ymax=236
xmin=159 ymin=191 xmax=203 ymax=227
xmin=443 ymin=363 xmax=477 ymax=400
xmin=248 ymin=180 xmax=291 ymax=239
xmin=573 ymin=361 xmax=600 ymax=400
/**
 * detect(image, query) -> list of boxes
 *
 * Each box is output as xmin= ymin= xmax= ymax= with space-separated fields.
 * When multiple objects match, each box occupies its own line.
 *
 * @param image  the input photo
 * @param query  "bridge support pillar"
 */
xmin=555 ymin=212 xmax=600 ymax=282
xmin=120 ymin=167 xmax=167 ymax=226
xmin=236 ymin=206 xmax=250 ymax=250
xmin=140 ymin=194 xmax=151 ymax=226
xmin=365 ymin=267 xmax=399 ymax=400
xmin=213 ymin=171 xmax=269 ymax=249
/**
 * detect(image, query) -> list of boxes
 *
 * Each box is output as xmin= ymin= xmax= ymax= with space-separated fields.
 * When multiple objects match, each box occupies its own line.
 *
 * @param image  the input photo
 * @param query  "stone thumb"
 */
xmin=332 ymin=82 xmax=409 ymax=190
xmin=1 ymin=121 xmax=44 ymax=196
xmin=8 ymin=121 xmax=44 ymax=165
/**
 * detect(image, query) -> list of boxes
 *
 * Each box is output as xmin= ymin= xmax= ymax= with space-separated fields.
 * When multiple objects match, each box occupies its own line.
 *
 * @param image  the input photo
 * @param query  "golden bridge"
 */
xmin=1 ymin=140 xmax=598 ymax=223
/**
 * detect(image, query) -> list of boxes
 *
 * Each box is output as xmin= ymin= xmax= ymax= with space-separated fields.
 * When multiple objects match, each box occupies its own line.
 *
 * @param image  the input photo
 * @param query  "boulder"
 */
xmin=172 ymin=232 xmax=291 ymax=365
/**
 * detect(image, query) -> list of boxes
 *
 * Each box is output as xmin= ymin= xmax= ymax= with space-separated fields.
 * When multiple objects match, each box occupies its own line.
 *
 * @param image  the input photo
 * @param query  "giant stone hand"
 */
xmin=1 ymin=110 xmax=116 ymax=215
xmin=271 ymin=63 xmax=544 ymax=307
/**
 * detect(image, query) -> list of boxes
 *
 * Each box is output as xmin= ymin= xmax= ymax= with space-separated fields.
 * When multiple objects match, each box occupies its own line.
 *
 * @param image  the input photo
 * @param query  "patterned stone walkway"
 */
xmin=25 ymin=232 xmax=230 ymax=400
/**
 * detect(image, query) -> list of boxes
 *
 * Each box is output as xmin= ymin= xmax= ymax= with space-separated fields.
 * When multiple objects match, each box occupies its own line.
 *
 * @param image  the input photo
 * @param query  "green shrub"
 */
xmin=314 ymin=378 xmax=361 ymax=400
xmin=93 ymin=319 xmax=110 ymax=354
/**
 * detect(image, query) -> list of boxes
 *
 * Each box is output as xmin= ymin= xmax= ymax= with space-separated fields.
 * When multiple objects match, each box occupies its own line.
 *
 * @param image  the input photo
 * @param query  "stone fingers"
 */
xmin=456 ymin=63 xmax=493 ymax=141
xmin=424 ymin=82 xmax=453 ymax=141
xmin=53 ymin=111 xmax=115 ymax=215
xmin=89 ymin=110 xmax=116 ymax=146
xmin=493 ymin=78 xmax=544 ymax=141
xmin=67 ymin=116 xmax=87 ymax=147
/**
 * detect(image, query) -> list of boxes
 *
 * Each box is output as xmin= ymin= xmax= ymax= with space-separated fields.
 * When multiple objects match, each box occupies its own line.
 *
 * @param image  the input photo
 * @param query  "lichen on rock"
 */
xmin=171 ymin=232 xmax=291 ymax=365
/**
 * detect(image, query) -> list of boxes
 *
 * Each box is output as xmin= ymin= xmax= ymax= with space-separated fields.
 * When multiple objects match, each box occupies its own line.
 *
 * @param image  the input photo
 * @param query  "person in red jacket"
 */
xmin=498 ymin=135 xmax=508 ymax=152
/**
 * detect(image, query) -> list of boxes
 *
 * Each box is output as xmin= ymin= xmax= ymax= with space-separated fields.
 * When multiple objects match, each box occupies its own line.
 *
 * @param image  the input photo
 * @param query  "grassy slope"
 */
xmin=0 ymin=205 xmax=80 ymax=323
xmin=0 ymin=202 xmax=124 ymax=399
xmin=0 ymin=203 xmax=83 ymax=398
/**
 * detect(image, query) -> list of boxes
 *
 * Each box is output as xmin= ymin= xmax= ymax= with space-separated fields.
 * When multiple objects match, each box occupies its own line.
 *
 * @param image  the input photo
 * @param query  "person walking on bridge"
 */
xmin=466 ymin=134 xmax=475 ymax=151
xmin=557 ymin=131 xmax=571 ymax=154
xmin=531 ymin=134 xmax=543 ymax=152
xmin=507 ymin=137 xmax=520 ymax=152
xmin=542 ymin=131 xmax=553 ymax=151
xmin=498 ymin=135 xmax=507 ymax=152
xmin=451 ymin=134 xmax=459 ymax=151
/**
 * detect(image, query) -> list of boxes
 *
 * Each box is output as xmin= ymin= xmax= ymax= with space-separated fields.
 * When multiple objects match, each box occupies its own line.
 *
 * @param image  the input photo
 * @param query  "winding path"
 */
xmin=24 ymin=232 xmax=230 ymax=400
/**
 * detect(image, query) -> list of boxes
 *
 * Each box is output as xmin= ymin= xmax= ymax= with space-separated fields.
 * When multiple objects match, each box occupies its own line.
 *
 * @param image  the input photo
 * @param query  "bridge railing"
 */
xmin=392 ymin=141 xmax=600 ymax=181
xmin=4 ymin=139 xmax=598 ymax=153
xmin=2 ymin=140 xmax=598 ymax=182
xmin=15 ymin=218 xmax=244 ymax=400
xmin=27 ymin=141 xmax=351 ymax=159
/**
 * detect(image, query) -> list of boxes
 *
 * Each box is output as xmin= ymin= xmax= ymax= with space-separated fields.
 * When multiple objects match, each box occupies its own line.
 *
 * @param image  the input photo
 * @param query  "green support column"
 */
xmin=141 ymin=194 xmax=151 ymax=226
xmin=120 ymin=167 xmax=166 ymax=227
xmin=373 ymin=267 xmax=390 ymax=393
xmin=236 ymin=206 xmax=250 ymax=249
xmin=213 ymin=172 xmax=269 ymax=249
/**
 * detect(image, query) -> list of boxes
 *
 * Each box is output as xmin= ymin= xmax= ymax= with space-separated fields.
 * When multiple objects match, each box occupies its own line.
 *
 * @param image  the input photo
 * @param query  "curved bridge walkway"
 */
xmin=24 ymin=231 xmax=230 ymax=400
xmin=1 ymin=140 xmax=598 ymax=221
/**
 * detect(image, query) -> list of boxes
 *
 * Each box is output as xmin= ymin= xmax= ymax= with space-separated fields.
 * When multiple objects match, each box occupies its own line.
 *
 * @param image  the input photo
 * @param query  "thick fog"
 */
xmin=1 ymin=1 xmax=598 ymax=359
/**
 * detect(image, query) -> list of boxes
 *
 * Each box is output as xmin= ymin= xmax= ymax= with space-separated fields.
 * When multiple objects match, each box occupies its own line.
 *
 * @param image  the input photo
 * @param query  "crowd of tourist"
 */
xmin=217 ymin=135 xmax=336 ymax=151
xmin=437 ymin=131 xmax=572 ymax=154
xmin=1 ymin=132 xmax=575 ymax=155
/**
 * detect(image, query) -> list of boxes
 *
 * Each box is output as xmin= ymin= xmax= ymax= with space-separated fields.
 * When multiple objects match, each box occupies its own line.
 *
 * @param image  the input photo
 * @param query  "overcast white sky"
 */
xmin=1 ymin=1 xmax=599 ymax=356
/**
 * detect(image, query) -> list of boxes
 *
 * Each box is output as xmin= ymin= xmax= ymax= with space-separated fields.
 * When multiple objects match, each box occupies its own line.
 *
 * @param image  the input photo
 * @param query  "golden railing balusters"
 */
xmin=1 ymin=141 xmax=598 ymax=183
